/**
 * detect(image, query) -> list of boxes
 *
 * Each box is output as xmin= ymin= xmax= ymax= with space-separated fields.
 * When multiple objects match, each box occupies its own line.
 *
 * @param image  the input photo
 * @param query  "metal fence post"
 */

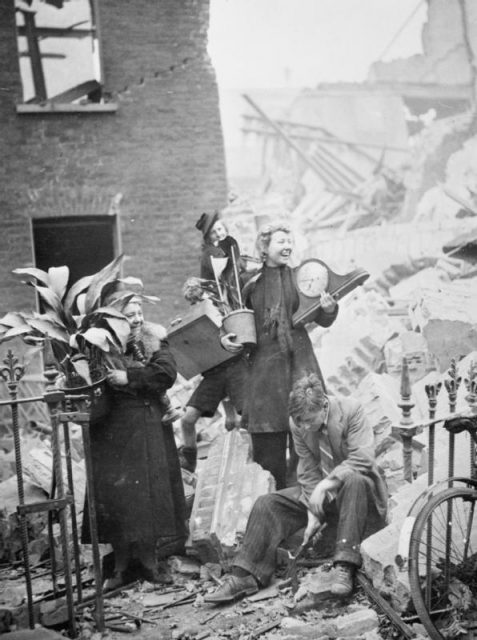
xmin=444 ymin=359 xmax=461 ymax=482
xmin=464 ymin=360 xmax=477 ymax=478
xmin=424 ymin=378 xmax=441 ymax=487
xmin=0 ymin=351 xmax=33 ymax=627
xmin=395 ymin=358 xmax=417 ymax=483
xmin=43 ymin=368 xmax=77 ymax=638
xmin=68 ymin=394 xmax=105 ymax=632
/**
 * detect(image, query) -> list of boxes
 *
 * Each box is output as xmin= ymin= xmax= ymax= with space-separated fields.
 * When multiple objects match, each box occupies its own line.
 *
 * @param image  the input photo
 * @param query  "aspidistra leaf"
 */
xmin=92 ymin=307 xmax=127 ymax=318
xmin=76 ymin=294 xmax=87 ymax=315
xmin=26 ymin=317 xmax=69 ymax=343
xmin=12 ymin=267 xmax=50 ymax=287
xmin=117 ymin=276 xmax=143 ymax=291
xmin=31 ymin=284 xmax=64 ymax=316
xmin=84 ymin=255 xmax=124 ymax=313
xmin=71 ymin=358 xmax=92 ymax=386
xmin=140 ymin=294 xmax=160 ymax=304
xmin=63 ymin=274 xmax=94 ymax=313
xmin=33 ymin=310 xmax=67 ymax=329
xmin=47 ymin=266 xmax=69 ymax=300
xmin=0 ymin=311 xmax=30 ymax=329
xmin=0 ymin=326 xmax=32 ymax=342
xmin=81 ymin=327 xmax=111 ymax=352
xmin=104 ymin=317 xmax=131 ymax=349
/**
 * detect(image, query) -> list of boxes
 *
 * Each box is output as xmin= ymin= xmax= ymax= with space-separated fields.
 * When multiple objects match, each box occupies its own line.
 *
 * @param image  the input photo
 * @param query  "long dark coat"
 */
xmin=242 ymin=265 xmax=338 ymax=434
xmin=82 ymin=335 xmax=187 ymax=557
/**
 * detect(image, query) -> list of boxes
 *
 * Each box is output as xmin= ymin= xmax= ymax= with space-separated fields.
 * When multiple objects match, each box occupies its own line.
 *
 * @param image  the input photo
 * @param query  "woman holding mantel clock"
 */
xmin=221 ymin=222 xmax=338 ymax=490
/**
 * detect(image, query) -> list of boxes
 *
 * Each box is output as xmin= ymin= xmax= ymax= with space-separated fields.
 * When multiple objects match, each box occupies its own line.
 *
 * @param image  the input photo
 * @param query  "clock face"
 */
xmin=295 ymin=260 xmax=329 ymax=298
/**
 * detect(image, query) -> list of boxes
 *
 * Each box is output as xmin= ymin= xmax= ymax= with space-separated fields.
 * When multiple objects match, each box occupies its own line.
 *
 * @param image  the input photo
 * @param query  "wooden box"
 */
xmin=167 ymin=300 xmax=235 ymax=379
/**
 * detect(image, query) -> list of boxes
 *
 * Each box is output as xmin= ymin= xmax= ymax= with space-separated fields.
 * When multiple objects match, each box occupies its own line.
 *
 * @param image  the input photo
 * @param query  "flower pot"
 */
xmin=61 ymin=377 xmax=110 ymax=422
xmin=222 ymin=309 xmax=256 ymax=346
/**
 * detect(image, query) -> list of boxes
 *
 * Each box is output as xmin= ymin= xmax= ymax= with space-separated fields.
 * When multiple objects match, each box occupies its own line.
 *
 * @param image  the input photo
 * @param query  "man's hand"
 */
xmin=309 ymin=477 xmax=340 ymax=520
xmin=303 ymin=510 xmax=321 ymax=545
xmin=220 ymin=332 xmax=244 ymax=353
xmin=106 ymin=369 xmax=128 ymax=387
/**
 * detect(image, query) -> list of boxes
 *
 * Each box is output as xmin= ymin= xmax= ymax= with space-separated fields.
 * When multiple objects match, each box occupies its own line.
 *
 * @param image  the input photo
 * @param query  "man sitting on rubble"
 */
xmin=205 ymin=374 xmax=388 ymax=603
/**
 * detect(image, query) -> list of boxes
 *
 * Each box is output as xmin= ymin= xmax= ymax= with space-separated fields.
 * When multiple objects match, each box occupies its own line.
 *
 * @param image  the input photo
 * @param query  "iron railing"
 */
xmin=0 ymin=349 xmax=104 ymax=638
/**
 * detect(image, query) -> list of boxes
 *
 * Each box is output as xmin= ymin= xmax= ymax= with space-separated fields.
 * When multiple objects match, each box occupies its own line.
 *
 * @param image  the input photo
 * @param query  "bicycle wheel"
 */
xmin=409 ymin=487 xmax=477 ymax=640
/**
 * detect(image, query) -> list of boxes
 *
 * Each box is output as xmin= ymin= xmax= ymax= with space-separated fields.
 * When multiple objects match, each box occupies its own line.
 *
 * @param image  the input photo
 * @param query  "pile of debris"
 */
xmin=0 ymin=548 xmax=417 ymax=640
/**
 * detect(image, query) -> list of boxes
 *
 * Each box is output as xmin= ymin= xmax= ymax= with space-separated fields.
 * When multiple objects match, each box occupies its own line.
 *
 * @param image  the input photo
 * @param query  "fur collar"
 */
xmin=140 ymin=321 xmax=167 ymax=359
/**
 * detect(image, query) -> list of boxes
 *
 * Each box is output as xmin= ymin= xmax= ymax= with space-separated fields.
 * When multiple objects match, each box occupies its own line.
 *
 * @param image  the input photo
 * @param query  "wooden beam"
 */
xmin=243 ymin=93 xmax=349 ymax=191
xmin=242 ymin=114 xmax=409 ymax=153
xmin=17 ymin=26 xmax=94 ymax=39
xmin=16 ymin=103 xmax=118 ymax=114
xmin=22 ymin=11 xmax=47 ymax=102
xmin=19 ymin=52 xmax=66 ymax=59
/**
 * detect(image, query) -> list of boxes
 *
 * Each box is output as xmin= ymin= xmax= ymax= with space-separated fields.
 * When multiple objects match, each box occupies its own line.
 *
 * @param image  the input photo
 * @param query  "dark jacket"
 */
xmin=241 ymin=265 xmax=338 ymax=433
xmin=82 ymin=333 xmax=187 ymax=555
xmin=200 ymin=236 xmax=244 ymax=309
xmin=200 ymin=236 xmax=240 ymax=281
xmin=291 ymin=396 xmax=388 ymax=522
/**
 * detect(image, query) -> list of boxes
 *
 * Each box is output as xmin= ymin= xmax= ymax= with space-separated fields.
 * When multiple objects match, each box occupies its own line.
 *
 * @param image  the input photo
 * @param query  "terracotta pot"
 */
xmin=222 ymin=309 xmax=257 ymax=345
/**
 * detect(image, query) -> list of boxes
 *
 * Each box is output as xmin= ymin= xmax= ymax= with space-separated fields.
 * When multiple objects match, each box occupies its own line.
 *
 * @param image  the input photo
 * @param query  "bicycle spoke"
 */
xmin=409 ymin=488 xmax=477 ymax=640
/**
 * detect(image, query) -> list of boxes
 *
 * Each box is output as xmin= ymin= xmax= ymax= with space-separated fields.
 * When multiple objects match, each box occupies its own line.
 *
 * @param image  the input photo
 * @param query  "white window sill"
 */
xmin=16 ymin=103 xmax=118 ymax=114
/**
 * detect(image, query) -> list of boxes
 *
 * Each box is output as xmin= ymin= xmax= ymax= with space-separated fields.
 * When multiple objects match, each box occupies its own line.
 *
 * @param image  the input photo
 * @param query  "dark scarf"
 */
xmin=126 ymin=336 xmax=147 ymax=364
xmin=123 ymin=322 xmax=167 ymax=367
xmin=261 ymin=266 xmax=295 ymax=354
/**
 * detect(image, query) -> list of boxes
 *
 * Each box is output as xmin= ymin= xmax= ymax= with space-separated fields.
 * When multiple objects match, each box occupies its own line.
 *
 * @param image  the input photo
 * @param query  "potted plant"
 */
xmin=209 ymin=250 xmax=256 ymax=346
xmin=0 ymin=255 xmax=152 ymax=411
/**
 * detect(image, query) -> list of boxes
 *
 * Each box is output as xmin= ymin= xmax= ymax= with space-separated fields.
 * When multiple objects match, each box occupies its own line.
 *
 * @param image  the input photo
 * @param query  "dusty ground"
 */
xmin=74 ymin=557 xmax=406 ymax=640
xmin=1 ymin=522 xmax=412 ymax=640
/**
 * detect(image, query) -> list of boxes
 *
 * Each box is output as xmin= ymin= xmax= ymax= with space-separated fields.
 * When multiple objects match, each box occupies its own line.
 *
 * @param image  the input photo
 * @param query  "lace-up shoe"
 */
xmin=331 ymin=562 xmax=354 ymax=597
xmin=204 ymin=574 xmax=258 ymax=603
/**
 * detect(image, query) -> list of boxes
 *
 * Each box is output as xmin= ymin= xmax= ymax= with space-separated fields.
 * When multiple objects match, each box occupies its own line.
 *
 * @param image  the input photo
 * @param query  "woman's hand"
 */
xmin=320 ymin=291 xmax=337 ymax=313
xmin=106 ymin=369 xmax=128 ymax=387
xmin=220 ymin=332 xmax=244 ymax=353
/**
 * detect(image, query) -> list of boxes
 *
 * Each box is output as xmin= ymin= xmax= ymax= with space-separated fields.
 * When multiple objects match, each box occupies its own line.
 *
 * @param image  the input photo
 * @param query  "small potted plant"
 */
xmin=0 ymin=255 xmax=152 ymax=414
xmin=209 ymin=250 xmax=256 ymax=346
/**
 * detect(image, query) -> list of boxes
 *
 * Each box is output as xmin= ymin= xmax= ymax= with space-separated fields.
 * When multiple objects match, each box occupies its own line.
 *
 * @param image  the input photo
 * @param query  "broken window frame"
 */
xmin=13 ymin=0 xmax=117 ymax=114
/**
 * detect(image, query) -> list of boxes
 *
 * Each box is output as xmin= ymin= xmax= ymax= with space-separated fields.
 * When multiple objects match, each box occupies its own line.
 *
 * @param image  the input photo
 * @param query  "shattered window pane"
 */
xmin=14 ymin=0 xmax=103 ymax=104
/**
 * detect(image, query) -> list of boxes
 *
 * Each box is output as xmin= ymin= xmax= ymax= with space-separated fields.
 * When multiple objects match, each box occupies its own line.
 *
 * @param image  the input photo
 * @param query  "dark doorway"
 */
xmin=32 ymin=215 xmax=118 ymax=285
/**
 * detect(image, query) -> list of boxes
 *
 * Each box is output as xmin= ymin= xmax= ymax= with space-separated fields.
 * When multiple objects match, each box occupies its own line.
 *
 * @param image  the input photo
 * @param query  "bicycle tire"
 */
xmin=408 ymin=486 xmax=477 ymax=640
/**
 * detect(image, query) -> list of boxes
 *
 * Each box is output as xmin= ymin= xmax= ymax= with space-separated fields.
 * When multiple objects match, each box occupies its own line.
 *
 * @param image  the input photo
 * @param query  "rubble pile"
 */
xmin=188 ymin=430 xmax=274 ymax=563
xmin=312 ymin=288 xmax=408 ymax=396
xmin=0 ymin=477 xmax=48 ymax=566
xmin=408 ymin=277 xmax=477 ymax=371
xmin=402 ymin=111 xmax=473 ymax=219
xmin=0 ymin=429 xmax=83 ymax=564
xmin=361 ymin=350 xmax=477 ymax=614
xmin=2 ymin=552 xmax=418 ymax=640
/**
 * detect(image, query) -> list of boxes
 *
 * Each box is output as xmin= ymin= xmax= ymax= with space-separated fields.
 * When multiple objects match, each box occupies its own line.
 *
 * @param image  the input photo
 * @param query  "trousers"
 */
xmin=250 ymin=432 xmax=288 ymax=490
xmin=233 ymin=471 xmax=383 ymax=586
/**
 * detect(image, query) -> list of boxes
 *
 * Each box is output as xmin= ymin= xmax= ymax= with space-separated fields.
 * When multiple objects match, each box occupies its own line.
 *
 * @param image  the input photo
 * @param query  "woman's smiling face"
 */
xmin=123 ymin=301 xmax=144 ymax=335
xmin=264 ymin=230 xmax=293 ymax=267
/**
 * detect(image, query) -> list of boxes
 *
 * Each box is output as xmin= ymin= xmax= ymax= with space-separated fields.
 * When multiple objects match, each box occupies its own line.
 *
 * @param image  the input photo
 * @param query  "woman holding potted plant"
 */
xmin=0 ymin=257 xmax=187 ymax=586
xmin=84 ymin=294 xmax=187 ymax=588
xmin=221 ymin=223 xmax=339 ymax=490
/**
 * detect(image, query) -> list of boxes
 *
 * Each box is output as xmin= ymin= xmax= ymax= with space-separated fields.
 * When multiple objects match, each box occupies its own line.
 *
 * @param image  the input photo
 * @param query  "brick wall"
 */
xmin=0 ymin=0 xmax=227 ymax=326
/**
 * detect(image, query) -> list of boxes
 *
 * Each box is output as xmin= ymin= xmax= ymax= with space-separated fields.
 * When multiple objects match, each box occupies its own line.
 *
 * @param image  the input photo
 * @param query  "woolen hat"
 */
xmin=195 ymin=211 xmax=219 ymax=238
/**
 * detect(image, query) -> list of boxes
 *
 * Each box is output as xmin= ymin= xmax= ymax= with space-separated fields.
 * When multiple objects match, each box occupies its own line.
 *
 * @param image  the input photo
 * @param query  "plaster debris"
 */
xmin=188 ymin=429 xmax=275 ymax=563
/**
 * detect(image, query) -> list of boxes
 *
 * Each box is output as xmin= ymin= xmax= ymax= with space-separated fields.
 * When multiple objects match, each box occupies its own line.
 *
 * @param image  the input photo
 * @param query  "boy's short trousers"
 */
xmin=187 ymin=356 xmax=247 ymax=417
